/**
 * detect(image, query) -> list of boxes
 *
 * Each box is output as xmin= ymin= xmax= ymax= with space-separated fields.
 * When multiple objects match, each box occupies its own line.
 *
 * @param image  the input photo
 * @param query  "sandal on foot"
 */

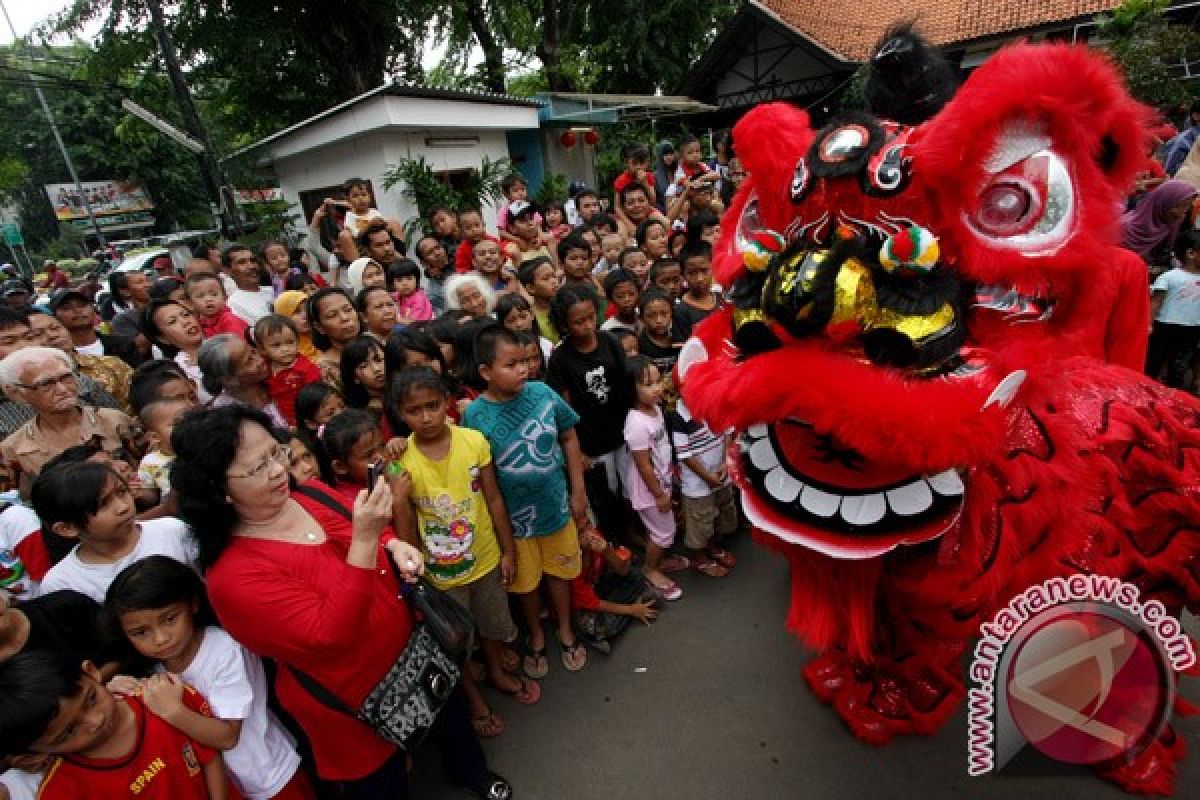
xmin=493 ymin=675 xmax=541 ymax=705
xmin=522 ymin=639 xmax=549 ymax=679
xmin=473 ymin=771 xmax=513 ymax=800
xmin=691 ymin=556 xmax=730 ymax=578
xmin=660 ymin=554 xmax=691 ymax=573
xmin=558 ymin=635 xmax=588 ymax=672
xmin=707 ymin=547 xmax=737 ymax=568
xmin=471 ymin=710 xmax=504 ymax=738
xmin=646 ymin=577 xmax=683 ymax=601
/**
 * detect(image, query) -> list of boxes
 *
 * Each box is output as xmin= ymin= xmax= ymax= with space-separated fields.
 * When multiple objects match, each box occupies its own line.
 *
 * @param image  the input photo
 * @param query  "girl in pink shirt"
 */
xmin=390 ymin=260 xmax=433 ymax=325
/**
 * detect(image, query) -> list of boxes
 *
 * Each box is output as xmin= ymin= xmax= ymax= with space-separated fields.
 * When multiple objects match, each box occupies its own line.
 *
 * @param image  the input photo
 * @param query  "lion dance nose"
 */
xmin=732 ymin=228 xmax=965 ymax=372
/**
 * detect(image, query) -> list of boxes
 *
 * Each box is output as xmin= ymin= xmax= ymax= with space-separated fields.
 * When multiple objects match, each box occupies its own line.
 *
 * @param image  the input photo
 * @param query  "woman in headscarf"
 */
xmin=653 ymin=141 xmax=677 ymax=212
xmin=345 ymin=257 xmax=388 ymax=295
xmin=1121 ymin=179 xmax=1198 ymax=263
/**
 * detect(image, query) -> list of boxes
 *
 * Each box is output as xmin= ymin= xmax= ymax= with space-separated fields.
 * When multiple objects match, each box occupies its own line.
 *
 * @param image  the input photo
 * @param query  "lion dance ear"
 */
xmin=918 ymin=43 xmax=1153 ymax=227
xmin=714 ymin=104 xmax=818 ymax=288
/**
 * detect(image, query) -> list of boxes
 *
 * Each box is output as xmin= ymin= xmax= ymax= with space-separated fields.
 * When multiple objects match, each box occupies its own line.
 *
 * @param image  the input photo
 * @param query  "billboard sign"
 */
xmin=45 ymin=181 xmax=155 ymax=222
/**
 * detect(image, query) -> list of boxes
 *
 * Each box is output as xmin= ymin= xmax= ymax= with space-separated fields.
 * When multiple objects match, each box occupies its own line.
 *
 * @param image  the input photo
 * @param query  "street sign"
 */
xmin=0 ymin=223 xmax=21 ymax=246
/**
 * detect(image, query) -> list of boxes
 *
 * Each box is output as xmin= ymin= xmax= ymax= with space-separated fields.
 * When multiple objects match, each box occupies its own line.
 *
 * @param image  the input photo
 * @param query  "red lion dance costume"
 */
xmin=678 ymin=28 xmax=1200 ymax=794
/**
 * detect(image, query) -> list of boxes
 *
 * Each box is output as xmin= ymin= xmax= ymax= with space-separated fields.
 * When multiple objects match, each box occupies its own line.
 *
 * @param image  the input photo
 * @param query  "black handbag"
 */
xmin=289 ymin=484 xmax=475 ymax=750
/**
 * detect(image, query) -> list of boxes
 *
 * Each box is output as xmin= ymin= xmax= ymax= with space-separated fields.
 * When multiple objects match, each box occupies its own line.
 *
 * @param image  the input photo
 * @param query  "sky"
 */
xmin=0 ymin=0 xmax=83 ymax=46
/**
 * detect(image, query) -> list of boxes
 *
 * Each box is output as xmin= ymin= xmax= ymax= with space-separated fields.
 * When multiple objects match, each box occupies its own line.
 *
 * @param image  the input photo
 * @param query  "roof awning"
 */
xmin=537 ymin=92 xmax=717 ymax=124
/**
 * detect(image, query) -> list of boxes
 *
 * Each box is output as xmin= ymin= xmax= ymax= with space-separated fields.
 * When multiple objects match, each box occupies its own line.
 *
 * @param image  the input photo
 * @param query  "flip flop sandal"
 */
xmin=645 ymin=577 xmax=683 ymax=601
xmin=471 ymin=710 xmax=505 ymax=738
xmin=493 ymin=675 xmax=541 ymax=705
xmin=558 ymin=635 xmax=588 ymax=672
xmin=660 ymin=554 xmax=691 ymax=573
xmin=522 ymin=639 xmax=549 ymax=680
xmin=691 ymin=557 xmax=730 ymax=578
xmin=707 ymin=547 xmax=737 ymax=568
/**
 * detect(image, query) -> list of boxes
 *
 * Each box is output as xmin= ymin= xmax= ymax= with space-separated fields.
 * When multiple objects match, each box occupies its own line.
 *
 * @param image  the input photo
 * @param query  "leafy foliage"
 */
xmin=1095 ymin=0 xmax=1200 ymax=109
xmin=534 ymin=172 xmax=568 ymax=207
xmin=382 ymin=154 xmax=512 ymax=238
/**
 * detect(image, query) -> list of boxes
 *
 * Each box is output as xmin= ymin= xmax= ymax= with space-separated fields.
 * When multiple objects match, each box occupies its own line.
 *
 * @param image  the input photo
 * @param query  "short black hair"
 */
xmin=517 ymin=256 xmax=554 ymax=287
xmin=619 ymin=183 xmax=650 ymax=205
xmin=343 ymin=177 xmax=371 ymax=194
xmin=184 ymin=271 xmax=224 ymax=295
xmin=474 ymin=323 xmax=523 ymax=368
xmin=680 ymin=239 xmax=714 ymax=266
xmin=493 ymin=292 xmax=532 ymax=327
xmin=253 ymin=314 xmax=297 ymax=344
xmin=0 ymin=649 xmax=84 ymax=757
xmin=355 ymin=285 xmax=392 ymax=314
xmin=501 ymin=173 xmax=528 ymax=194
xmin=149 ymin=277 xmax=184 ymax=303
xmin=575 ymin=188 xmax=598 ymax=204
xmin=31 ymin=461 xmax=121 ymax=537
xmin=384 ymin=327 xmax=448 ymax=378
xmin=588 ymin=213 xmax=618 ymax=235
xmin=603 ymin=268 xmax=638 ymax=299
xmin=623 ymin=143 xmax=650 ymax=161
xmin=130 ymin=360 xmax=190 ymax=418
xmin=557 ymin=233 xmax=591 ymax=262
xmin=0 ymin=306 xmax=28 ymax=332
xmin=617 ymin=247 xmax=644 ymax=270
xmin=639 ymin=286 xmax=674 ymax=313
xmin=648 ymin=258 xmax=681 ymax=284
xmin=1175 ymin=228 xmax=1200 ymax=263
xmin=388 ymin=258 xmax=421 ymax=283
xmin=106 ymin=271 xmax=129 ymax=299
xmin=635 ymin=217 xmax=666 ymax=247
xmin=139 ymin=299 xmax=191 ymax=358
xmin=220 ymin=243 xmax=253 ymax=269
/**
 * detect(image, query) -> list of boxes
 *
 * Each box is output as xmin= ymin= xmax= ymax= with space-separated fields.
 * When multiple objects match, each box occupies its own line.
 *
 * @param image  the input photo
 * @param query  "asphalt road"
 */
xmin=411 ymin=532 xmax=1200 ymax=799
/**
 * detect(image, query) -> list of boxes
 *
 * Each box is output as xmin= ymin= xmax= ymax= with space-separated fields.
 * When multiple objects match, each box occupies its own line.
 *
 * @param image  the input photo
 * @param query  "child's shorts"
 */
xmin=682 ymin=484 xmax=739 ymax=550
xmin=636 ymin=504 xmax=676 ymax=549
xmin=510 ymin=519 xmax=583 ymax=594
xmin=446 ymin=566 xmax=518 ymax=643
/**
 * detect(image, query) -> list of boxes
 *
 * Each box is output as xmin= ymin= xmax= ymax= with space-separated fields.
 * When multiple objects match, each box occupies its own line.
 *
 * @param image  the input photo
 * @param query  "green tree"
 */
xmin=1095 ymin=0 xmax=1200 ymax=109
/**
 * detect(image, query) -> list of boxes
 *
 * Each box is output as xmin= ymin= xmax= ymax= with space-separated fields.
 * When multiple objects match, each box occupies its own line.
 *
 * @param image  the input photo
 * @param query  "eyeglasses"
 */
xmin=16 ymin=371 xmax=77 ymax=392
xmin=227 ymin=444 xmax=291 ymax=480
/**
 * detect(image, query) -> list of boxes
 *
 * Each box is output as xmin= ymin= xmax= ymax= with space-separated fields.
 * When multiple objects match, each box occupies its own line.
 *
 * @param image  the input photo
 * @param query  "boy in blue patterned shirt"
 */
xmin=463 ymin=325 xmax=592 ymax=674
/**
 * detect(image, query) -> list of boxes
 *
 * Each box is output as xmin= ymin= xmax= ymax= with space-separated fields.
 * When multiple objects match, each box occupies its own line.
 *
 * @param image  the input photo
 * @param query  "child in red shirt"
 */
xmin=571 ymin=526 xmax=659 ymax=652
xmin=454 ymin=209 xmax=502 ymax=274
xmin=0 ymin=651 xmax=236 ymax=799
xmin=256 ymin=315 xmax=322 ymax=427
xmin=187 ymin=273 xmax=249 ymax=339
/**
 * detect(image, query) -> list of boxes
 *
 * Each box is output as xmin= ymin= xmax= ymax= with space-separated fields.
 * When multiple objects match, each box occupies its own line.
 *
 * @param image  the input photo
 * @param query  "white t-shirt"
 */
xmin=164 ymin=627 xmax=301 ymax=800
xmin=137 ymin=449 xmax=173 ymax=495
xmin=75 ymin=340 xmax=104 ymax=357
xmin=0 ymin=768 xmax=40 ymax=800
xmin=226 ymin=287 xmax=275 ymax=326
xmin=344 ymin=208 xmax=384 ymax=236
xmin=40 ymin=517 xmax=197 ymax=602
xmin=1152 ymin=267 xmax=1200 ymax=326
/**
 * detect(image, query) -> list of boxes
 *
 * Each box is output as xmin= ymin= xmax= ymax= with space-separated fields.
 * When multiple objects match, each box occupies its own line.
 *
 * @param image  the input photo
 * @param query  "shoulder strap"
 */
xmin=293 ymin=483 xmax=352 ymax=521
xmin=287 ymin=663 xmax=359 ymax=717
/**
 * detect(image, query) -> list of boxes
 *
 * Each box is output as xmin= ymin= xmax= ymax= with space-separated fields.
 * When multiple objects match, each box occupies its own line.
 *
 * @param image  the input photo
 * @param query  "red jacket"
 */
xmin=266 ymin=356 xmax=323 ymax=426
xmin=200 ymin=308 xmax=249 ymax=339
xmin=205 ymin=480 xmax=415 ymax=781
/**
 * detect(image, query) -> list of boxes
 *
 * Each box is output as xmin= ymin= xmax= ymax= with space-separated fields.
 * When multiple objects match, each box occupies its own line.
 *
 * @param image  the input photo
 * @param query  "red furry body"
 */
xmin=679 ymin=42 xmax=1200 ymax=793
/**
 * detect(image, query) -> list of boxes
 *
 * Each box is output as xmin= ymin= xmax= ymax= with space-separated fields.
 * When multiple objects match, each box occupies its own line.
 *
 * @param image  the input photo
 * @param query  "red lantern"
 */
xmin=560 ymin=130 xmax=577 ymax=148
xmin=584 ymin=129 xmax=599 ymax=146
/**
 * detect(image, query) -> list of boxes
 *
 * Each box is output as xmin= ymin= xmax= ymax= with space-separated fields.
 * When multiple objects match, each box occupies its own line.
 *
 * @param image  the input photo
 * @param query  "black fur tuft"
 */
xmin=864 ymin=23 xmax=958 ymax=125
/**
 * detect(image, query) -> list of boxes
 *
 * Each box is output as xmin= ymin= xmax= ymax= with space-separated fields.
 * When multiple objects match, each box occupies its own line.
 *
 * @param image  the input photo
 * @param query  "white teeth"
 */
xmin=927 ymin=469 xmax=965 ymax=497
xmin=885 ymin=480 xmax=933 ymax=516
xmin=799 ymin=485 xmax=841 ymax=517
xmin=839 ymin=493 xmax=887 ymax=526
xmin=748 ymin=438 xmax=780 ymax=471
xmin=764 ymin=467 xmax=802 ymax=503
xmin=746 ymin=424 xmax=769 ymax=439
xmin=982 ymin=369 xmax=1026 ymax=411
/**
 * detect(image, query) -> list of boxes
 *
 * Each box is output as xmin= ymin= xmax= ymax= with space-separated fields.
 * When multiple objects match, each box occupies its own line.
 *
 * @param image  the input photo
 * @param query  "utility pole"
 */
xmin=0 ymin=0 xmax=108 ymax=249
xmin=146 ymin=0 xmax=232 ymax=237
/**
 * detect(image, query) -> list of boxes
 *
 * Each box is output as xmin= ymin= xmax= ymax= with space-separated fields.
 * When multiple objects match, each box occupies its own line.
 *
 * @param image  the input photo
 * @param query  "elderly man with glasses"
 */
xmin=0 ymin=346 xmax=134 ymax=497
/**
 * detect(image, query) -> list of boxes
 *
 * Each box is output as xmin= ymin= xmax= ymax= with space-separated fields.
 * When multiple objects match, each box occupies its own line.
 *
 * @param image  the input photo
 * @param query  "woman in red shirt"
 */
xmin=170 ymin=405 xmax=512 ymax=800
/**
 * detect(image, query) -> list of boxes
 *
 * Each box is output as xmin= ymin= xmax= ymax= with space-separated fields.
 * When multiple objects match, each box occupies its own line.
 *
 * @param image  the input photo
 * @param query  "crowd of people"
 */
xmin=0 ymin=133 xmax=748 ymax=800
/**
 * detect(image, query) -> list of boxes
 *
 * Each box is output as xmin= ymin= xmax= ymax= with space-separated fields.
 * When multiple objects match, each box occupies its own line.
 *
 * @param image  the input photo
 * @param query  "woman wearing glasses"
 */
xmin=170 ymin=405 xmax=512 ymax=800
xmin=0 ymin=346 xmax=134 ymax=497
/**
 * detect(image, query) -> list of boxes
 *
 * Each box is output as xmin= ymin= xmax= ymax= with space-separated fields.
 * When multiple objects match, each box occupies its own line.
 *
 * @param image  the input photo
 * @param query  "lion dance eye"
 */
xmin=965 ymin=145 xmax=1076 ymax=256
